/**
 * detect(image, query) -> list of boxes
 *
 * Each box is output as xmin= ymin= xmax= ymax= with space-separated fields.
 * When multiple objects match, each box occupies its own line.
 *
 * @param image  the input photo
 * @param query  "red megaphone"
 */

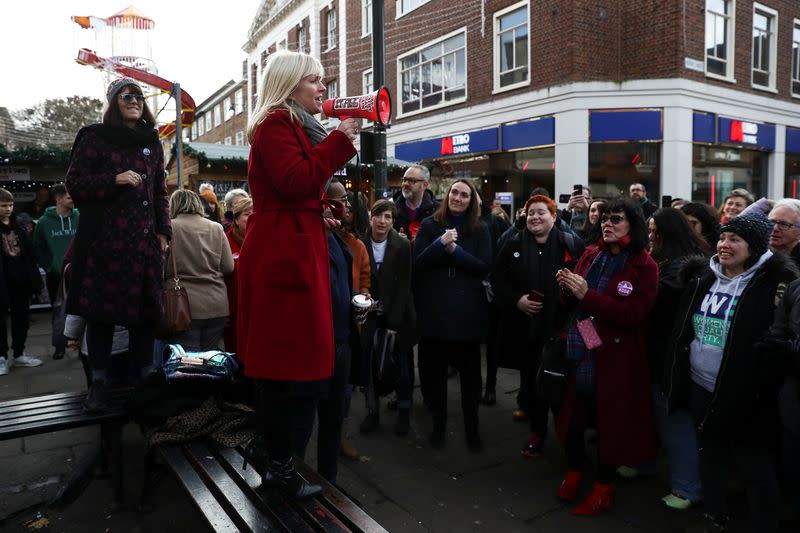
xmin=322 ymin=87 xmax=392 ymax=126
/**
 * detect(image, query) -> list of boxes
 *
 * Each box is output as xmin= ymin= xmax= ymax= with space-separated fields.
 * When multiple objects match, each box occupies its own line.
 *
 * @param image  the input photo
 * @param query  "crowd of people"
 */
xmin=0 ymin=50 xmax=797 ymax=532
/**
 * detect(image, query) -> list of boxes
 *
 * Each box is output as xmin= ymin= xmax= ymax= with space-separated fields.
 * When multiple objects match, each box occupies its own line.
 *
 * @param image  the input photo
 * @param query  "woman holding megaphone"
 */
xmin=238 ymin=50 xmax=359 ymax=499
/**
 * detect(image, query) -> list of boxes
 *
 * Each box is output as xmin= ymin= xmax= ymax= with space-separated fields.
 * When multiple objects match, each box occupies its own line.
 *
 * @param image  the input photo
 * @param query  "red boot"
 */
xmin=572 ymin=482 xmax=615 ymax=515
xmin=557 ymin=470 xmax=583 ymax=502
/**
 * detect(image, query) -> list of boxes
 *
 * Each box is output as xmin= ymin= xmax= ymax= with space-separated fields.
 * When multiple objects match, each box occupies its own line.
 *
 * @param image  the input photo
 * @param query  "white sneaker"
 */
xmin=0 ymin=358 xmax=8 ymax=375
xmin=13 ymin=354 xmax=43 ymax=367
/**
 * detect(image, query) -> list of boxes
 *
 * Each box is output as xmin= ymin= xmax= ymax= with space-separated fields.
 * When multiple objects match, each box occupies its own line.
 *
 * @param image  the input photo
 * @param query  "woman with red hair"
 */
xmin=493 ymin=195 xmax=584 ymax=458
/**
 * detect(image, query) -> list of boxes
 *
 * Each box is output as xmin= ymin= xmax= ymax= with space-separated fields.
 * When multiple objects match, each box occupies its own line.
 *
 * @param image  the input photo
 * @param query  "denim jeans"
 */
xmin=652 ymin=385 xmax=703 ymax=502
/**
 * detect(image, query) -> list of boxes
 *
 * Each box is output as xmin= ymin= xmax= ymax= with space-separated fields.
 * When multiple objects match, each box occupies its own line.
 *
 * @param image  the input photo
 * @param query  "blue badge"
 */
xmin=143 ymin=148 xmax=151 ymax=156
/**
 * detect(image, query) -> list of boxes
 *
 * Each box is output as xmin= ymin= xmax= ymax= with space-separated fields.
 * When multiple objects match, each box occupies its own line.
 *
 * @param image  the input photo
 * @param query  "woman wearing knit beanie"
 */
xmin=664 ymin=213 xmax=796 ymax=533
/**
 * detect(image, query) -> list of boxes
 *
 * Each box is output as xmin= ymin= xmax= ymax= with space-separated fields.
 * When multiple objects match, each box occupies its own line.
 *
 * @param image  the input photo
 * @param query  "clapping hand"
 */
xmin=556 ymin=268 xmax=589 ymax=300
xmin=440 ymin=228 xmax=458 ymax=254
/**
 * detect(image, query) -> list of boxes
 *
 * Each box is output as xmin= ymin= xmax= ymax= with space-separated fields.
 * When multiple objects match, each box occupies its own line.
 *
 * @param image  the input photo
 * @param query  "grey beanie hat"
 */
xmin=106 ymin=77 xmax=142 ymax=103
xmin=719 ymin=213 xmax=771 ymax=259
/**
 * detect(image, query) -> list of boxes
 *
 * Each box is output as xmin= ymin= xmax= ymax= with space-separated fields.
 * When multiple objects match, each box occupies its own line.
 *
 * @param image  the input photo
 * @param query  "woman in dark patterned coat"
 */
xmin=65 ymin=78 xmax=171 ymax=412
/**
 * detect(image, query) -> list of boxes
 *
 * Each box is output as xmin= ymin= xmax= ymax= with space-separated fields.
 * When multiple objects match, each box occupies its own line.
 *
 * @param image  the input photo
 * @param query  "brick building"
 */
xmin=191 ymin=77 xmax=249 ymax=147
xmin=244 ymin=0 xmax=800 ymax=212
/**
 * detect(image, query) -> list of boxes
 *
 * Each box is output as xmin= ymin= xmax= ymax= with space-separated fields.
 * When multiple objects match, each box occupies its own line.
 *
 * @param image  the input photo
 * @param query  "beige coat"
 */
xmin=167 ymin=214 xmax=235 ymax=320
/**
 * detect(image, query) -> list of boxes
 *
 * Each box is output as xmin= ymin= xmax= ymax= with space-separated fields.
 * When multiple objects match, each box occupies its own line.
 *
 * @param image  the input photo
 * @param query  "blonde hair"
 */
xmin=232 ymin=197 xmax=253 ymax=218
xmin=247 ymin=51 xmax=324 ymax=143
xmin=169 ymin=189 xmax=206 ymax=219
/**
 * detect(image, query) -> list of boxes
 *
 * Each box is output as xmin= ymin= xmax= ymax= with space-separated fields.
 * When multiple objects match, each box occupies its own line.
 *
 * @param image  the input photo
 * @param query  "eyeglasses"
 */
xmin=600 ymin=214 xmax=627 ymax=225
xmin=401 ymin=177 xmax=425 ymax=184
xmin=770 ymin=220 xmax=800 ymax=231
xmin=119 ymin=93 xmax=145 ymax=104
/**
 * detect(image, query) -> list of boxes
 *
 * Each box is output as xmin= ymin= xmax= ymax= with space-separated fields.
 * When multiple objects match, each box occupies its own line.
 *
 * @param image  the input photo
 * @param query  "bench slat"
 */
xmin=159 ymin=446 xmax=242 ymax=533
xmin=0 ymin=405 xmax=126 ymax=429
xmin=184 ymin=442 xmax=281 ymax=533
xmin=217 ymin=448 xmax=316 ymax=533
xmin=0 ymin=399 xmax=125 ymax=420
xmin=0 ymin=391 xmax=86 ymax=407
xmin=0 ymin=411 xmax=126 ymax=440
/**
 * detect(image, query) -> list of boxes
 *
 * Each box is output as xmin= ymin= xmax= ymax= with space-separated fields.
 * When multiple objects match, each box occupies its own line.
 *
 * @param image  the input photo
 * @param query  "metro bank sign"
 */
xmin=396 ymin=127 xmax=499 ymax=162
xmin=717 ymin=117 xmax=775 ymax=151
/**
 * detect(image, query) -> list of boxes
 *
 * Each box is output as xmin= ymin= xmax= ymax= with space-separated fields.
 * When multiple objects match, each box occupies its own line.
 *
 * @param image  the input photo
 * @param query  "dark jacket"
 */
xmin=492 ymin=226 xmax=584 ymax=369
xmin=413 ymin=216 xmax=492 ymax=341
xmin=663 ymin=253 xmax=798 ymax=444
xmin=0 ymin=215 xmax=44 ymax=308
xmin=329 ymin=231 xmax=364 ymax=387
xmin=497 ymin=213 xmax=578 ymax=252
xmin=392 ymin=189 xmax=438 ymax=239
xmin=65 ymin=124 xmax=171 ymax=327
xmin=480 ymin=204 xmax=511 ymax=261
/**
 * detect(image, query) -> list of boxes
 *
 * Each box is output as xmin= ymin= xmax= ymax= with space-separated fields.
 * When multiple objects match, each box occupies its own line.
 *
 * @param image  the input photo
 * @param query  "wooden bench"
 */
xmin=156 ymin=441 xmax=388 ymax=533
xmin=0 ymin=389 xmax=132 ymax=505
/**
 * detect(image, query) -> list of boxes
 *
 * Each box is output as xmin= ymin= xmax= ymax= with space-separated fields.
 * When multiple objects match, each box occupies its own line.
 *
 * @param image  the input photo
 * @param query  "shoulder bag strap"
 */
xmin=169 ymin=238 xmax=181 ymax=289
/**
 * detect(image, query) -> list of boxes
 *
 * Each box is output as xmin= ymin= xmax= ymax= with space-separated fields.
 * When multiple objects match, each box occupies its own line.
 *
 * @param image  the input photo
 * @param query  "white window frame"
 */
xmin=213 ymin=105 xmax=222 ymax=128
xmin=362 ymin=0 xmax=373 ymax=37
xmin=704 ymin=0 xmax=736 ymax=82
xmin=327 ymin=9 xmax=337 ymax=50
xmin=278 ymin=39 xmax=287 ymax=50
xmin=191 ymin=122 xmax=198 ymax=139
xmin=396 ymin=27 xmax=468 ymax=119
xmin=751 ymin=3 xmax=778 ymax=92
xmin=224 ymin=136 xmax=232 ymax=145
xmin=395 ymin=0 xmax=431 ymax=19
xmin=362 ymin=70 xmax=374 ymax=126
xmin=204 ymin=113 xmax=212 ymax=133
xmin=235 ymin=89 xmax=244 ymax=114
xmin=327 ymin=79 xmax=338 ymax=100
xmin=493 ymin=0 xmax=530 ymax=94
xmin=793 ymin=19 xmax=800 ymax=97
xmin=298 ymin=25 xmax=307 ymax=53
xmin=235 ymin=131 xmax=244 ymax=146
xmin=224 ymin=97 xmax=233 ymax=121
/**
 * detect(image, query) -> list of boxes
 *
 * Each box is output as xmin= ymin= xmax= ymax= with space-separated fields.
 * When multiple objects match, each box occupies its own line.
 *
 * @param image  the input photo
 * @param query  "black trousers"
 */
xmin=562 ymin=393 xmax=615 ymax=483
xmin=0 ymin=280 xmax=31 ymax=358
xmin=85 ymin=321 xmax=153 ymax=379
xmin=46 ymin=271 xmax=66 ymax=352
xmin=484 ymin=304 xmax=499 ymax=393
xmin=254 ymin=381 xmax=317 ymax=464
xmin=690 ymin=383 xmax=780 ymax=532
xmin=418 ymin=337 xmax=481 ymax=437
xmin=519 ymin=340 xmax=550 ymax=437
xmin=293 ymin=343 xmax=351 ymax=483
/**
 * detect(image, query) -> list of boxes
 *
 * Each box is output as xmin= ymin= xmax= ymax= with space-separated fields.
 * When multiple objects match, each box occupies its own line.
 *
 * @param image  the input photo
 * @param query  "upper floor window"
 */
xmin=363 ymin=0 xmax=372 ymax=36
xmin=705 ymin=0 xmax=735 ymax=79
xmin=327 ymin=10 xmax=337 ymax=49
xmin=327 ymin=79 xmax=338 ymax=100
xmin=213 ymin=105 xmax=222 ymax=128
xmin=494 ymin=2 xmax=529 ymax=92
xmin=398 ymin=30 xmax=466 ymax=116
xmin=278 ymin=39 xmax=287 ymax=50
xmin=793 ymin=20 xmax=800 ymax=96
xmin=398 ymin=0 xmax=429 ymax=17
xmin=235 ymin=131 xmax=244 ymax=146
xmin=224 ymin=97 xmax=233 ymax=121
xmin=204 ymin=113 xmax=212 ymax=133
xmin=224 ymin=136 xmax=232 ymax=145
xmin=235 ymin=89 xmax=244 ymax=114
xmin=191 ymin=121 xmax=198 ymax=139
xmin=752 ymin=4 xmax=777 ymax=90
xmin=298 ymin=25 xmax=307 ymax=53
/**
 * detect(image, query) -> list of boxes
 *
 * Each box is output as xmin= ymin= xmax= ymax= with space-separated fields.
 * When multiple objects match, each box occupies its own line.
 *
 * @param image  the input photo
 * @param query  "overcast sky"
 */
xmin=1 ymin=1 xmax=261 ymax=112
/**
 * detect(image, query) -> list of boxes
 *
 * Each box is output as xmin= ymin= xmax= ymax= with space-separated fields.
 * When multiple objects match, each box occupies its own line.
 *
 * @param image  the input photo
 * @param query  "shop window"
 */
xmin=327 ymin=9 xmax=337 ymax=49
xmin=494 ymin=2 xmax=529 ymax=92
xmin=692 ymin=145 xmax=765 ymax=207
xmin=399 ymin=29 xmax=466 ymax=117
xmin=792 ymin=20 xmax=800 ymax=96
xmin=752 ymin=4 xmax=777 ymax=90
xmin=588 ymin=142 xmax=660 ymax=201
xmin=705 ymin=0 xmax=735 ymax=80
xmin=785 ymin=154 xmax=800 ymax=199
xmin=363 ymin=0 xmax=372 ymax=36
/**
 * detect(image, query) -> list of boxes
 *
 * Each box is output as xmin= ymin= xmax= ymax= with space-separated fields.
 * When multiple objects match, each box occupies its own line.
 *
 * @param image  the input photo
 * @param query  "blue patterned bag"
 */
xmin=163 ymin=344 xmax=240 ymax=382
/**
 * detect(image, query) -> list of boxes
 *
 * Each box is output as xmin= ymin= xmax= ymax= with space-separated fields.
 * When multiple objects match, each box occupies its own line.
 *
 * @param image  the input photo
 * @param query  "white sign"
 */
xmin=0 ymin=167 xmax=30 ymax=181
xmin=684 ymin=57 xmax=705 ymax=73
xmin=741 ymin=121 xmax=758 ymax=144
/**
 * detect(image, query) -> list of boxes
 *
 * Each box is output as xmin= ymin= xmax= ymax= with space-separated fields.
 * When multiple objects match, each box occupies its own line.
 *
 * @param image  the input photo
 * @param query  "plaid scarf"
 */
xmin=567 ymin=249 xmax=629 ymax=392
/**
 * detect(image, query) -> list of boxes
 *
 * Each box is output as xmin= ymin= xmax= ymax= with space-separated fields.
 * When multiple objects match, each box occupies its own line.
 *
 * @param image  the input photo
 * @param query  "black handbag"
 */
xmin=535 ymin=335 xmax=568 ymax=406
xmin=371 ymin=328 xmax=401 ymax=397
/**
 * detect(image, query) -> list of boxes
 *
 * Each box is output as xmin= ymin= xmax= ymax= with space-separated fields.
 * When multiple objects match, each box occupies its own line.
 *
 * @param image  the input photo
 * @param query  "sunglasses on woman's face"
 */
xmin=119 ymin=93 xmax=145 ymax=104
xmin=600 ymin=214 xmax=626 ymax=225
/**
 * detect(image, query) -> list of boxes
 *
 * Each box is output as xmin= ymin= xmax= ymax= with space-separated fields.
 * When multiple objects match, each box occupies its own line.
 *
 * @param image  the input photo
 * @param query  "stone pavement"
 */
xmin=0 ymin=313 xmax=791 ymax=532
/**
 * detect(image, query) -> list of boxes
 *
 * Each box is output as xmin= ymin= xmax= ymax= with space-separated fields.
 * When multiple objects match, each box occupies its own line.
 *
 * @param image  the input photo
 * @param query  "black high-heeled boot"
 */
xmin=242 ymin=434 xmax=277 ymax=488
xmin=268 ymin=457 xmax=322 ymax=499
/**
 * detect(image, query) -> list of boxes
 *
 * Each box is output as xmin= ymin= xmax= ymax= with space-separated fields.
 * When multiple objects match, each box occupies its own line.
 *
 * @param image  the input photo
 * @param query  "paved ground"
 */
xmin=0 ymin=313 xmax=794 ymax=532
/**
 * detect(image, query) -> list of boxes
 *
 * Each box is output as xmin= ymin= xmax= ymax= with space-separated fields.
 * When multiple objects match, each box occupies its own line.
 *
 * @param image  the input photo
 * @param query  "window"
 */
xmin=494 ymin=2 xmax=529 ymax=91
xmin=752 ymin=4 xmax=777 ymax=90
xmin=793 ymin=21 xmax=800 ymax=96
xmin=213 ymin=105 xmax=221 ymax=128
xmin=224 ymin=97 xmax=233 ymax=121
xmin=236 ymin=89 xmax=244 ymax=114
xmin=204 ymin=113 xmax=212 ymax=133
xmin=191 ymin=122 xmax=197 ymax=139
xmin=327 ymin=10 xmax=337 ymax=49
xmin=235 ymin=131 xmax=244 ymax=146
xmin=398 ymin=29 xmax=466 ymax=116
xmin=362 ymin=0 xmax=372 ymax=36
xmin=278 ymin=39 xmax=287 ymax=50
xmin=224 ymin=136 xmax=232 ymax=145
xmin=327 ymin=79 xmax=338 ymax=99
xmin=399 ymin=0 xmax=429 ymax=16
xmin=363 ymin=69 xmax=373 ymax=94
xmin=298 ymin=25 xmax=307 ymax=53
xmin=705 ymin=0 xmax=735 ymax=79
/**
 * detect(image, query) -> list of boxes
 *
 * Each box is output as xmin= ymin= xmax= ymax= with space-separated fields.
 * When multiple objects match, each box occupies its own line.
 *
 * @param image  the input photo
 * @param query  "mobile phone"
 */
xmin=528 ymin=290 xmax=544 ymax=303
xmin=661 ymin=195 xmax=673 ymax=208
xmin=573 ymin=184 xmax=583 ymax=193
xmin=558 ymin=194 xmax=571 ymax=203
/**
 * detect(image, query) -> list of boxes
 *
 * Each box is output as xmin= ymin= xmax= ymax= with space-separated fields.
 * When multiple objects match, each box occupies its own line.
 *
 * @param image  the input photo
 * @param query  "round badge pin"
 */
xmin=513 ymin=251 xmax=520 ymax=258
xmin=617 ymin=280 xmax=633 ymax=297
xmin=143 ymin=148 xmax=151 ymax=156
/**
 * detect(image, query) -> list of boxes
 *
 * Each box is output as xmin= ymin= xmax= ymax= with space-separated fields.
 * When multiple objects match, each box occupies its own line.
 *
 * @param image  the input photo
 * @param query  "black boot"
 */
xmin=268 ymin=457 xmax=321 ymax=499
xmin=242 ymin=434 xmax=276 ymax=488
xmin=394 ymin=409 xmax=410 ymax=437
xmin=360 ymin=410 xmax=380 ymax=434
xmin=480 ymin=389 xmax=496 ymax=406
xmin=83 ymin=380 xmax=110 ymax=413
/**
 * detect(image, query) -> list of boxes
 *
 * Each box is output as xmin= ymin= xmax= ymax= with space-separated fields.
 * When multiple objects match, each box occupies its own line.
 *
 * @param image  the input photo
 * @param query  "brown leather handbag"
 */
xmin=156 ymin=238 xmax=192 ymax=338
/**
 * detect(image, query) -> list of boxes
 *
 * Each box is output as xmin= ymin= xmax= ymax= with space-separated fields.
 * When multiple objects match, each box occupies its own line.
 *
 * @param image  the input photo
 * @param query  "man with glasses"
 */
xmin=629 ymin=183 xmax=657 ymax=218
xmin=768 ymin=199 xmax=800 ymax=269
xmin=393 ymin=164 xmax=439 ymax=240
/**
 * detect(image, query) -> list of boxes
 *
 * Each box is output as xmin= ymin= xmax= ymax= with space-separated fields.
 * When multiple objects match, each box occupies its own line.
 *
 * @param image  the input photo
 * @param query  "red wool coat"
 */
xmin=556 ymin=245 xmax=659 ymax=466
xmin=237 ymin=109 xmax=356 ymax=381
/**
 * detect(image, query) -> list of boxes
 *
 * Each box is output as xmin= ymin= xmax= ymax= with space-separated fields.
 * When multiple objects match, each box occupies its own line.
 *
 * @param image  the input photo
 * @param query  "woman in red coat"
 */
xmin=555 ymin=197 xmax=658 ymax=516
xmin=238 ymin=51 xmax=358 ymax=499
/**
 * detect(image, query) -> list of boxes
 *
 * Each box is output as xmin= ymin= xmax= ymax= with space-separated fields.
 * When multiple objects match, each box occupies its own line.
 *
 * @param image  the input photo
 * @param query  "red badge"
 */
xmin=617 ymin=281 xmax=633 ymax=297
